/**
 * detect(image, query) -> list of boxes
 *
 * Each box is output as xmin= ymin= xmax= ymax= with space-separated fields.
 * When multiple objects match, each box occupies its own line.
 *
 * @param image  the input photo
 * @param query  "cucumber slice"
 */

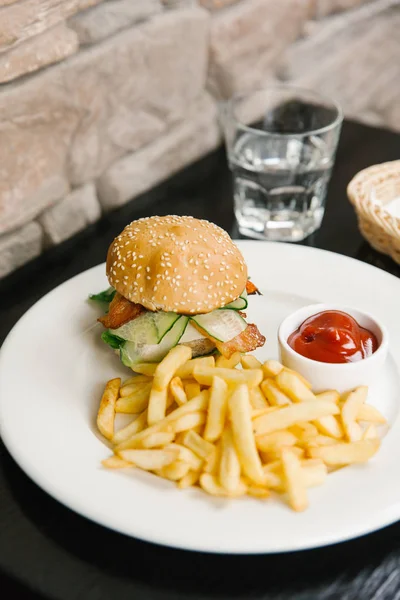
xmin=224 ymin=296 xmax=247 ymax=310
xmin=120 ymin=316 xmax=189 ymax=366
xmin=110 ymin=311 xmax=180 ymax=344
xmin=223 ymin=289 xmax=248 ymax=310
xmin=190 ymin=309 xmax=246 ymax=343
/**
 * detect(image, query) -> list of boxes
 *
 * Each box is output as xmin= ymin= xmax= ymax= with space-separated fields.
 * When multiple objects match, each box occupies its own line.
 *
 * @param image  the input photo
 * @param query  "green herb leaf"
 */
xmin=89 ymin=287 xmax=116 ymax=305
xmin=101 ymin=330 xmax=125 ymax=350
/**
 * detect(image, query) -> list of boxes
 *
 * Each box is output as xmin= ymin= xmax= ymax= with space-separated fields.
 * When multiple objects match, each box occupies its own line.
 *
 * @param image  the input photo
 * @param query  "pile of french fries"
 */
xmin=97 ymin=347 xmax=386 ymax=511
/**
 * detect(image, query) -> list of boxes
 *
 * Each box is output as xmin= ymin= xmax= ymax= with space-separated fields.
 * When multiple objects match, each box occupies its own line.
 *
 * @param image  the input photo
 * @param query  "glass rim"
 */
xmin=226 ymin=84 xmax=344 ymax=138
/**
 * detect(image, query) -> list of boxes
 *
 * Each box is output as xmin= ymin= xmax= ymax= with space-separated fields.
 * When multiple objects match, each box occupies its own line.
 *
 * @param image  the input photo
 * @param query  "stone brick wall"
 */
xmin=0 ymin=0 xmax=399 ymax=277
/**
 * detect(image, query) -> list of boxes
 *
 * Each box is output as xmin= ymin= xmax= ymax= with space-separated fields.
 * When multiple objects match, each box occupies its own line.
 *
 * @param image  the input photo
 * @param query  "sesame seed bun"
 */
xmin=106 ymin=215 xmax=248 ymax=314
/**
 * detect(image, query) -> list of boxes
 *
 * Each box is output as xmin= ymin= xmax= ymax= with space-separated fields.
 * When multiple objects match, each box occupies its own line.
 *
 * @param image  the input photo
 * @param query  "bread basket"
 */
xmin=347 ymin=160 xmax=400 ymax=265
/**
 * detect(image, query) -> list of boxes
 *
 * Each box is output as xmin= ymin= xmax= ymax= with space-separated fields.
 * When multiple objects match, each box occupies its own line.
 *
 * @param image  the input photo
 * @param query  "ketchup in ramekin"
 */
xmin=287 ymin=310 xmax=378 ymax=364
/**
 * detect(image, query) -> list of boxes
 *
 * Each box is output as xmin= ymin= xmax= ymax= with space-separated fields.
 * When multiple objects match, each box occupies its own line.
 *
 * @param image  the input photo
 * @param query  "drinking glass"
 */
xmin=223 ymin=86 xmax=343 ymax=242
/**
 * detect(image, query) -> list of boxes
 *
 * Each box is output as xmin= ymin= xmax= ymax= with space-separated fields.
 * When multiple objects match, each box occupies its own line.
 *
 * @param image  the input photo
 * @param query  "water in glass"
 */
xmin=230 ymin=131 xmax=333 ymax=242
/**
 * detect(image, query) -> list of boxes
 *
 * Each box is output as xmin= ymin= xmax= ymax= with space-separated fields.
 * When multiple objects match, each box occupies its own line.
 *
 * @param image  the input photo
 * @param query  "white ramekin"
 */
xmin=277 ymin=303 xmax=389 ymax=393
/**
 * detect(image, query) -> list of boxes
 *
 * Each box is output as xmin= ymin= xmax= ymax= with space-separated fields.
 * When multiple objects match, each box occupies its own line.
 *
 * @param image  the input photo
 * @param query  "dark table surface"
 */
xmin=1 ymin=119 xmax=400 ymax=600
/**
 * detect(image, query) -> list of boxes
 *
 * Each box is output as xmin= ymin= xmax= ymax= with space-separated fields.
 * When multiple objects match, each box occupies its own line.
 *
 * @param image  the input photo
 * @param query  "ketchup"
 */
xmin=287 ymin=310 xmax=378 ymax=364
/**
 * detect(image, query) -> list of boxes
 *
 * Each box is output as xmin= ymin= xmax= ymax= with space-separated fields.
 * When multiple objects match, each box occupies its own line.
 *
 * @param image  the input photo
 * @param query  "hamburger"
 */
xmin=91 ymin=216 xmax=265 ymax=366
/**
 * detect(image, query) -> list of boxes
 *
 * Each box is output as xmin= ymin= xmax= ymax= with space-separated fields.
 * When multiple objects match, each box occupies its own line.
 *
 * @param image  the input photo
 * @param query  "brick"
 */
xmin=315 ymin=0 xmax=373 ymax=18
xmin=283 ymin=4 xmax=400 ymax=131
xmin=69 ymin=0 xmax=162 ymax=46
xmin=199 ymin=0 xmax=241 ymax=9
xmin=97 ymin=93 xmax=220 ymax=211
xmin=0 ymin=222 xmax=43 ymax=278
xmin=207 ymin=0 xmax=310 ymax=99
xmin=0 ymin=0 xmax=101 ymax=53
xmin=38 ymin=183 xmax=101 ymax=244
xmin=0 ymin=24 xmax=78 ymax=83
xmin=0 ymin=7 xmax=209 ymax=235
xmin=66 ymin=7 xmax=210 ymax=185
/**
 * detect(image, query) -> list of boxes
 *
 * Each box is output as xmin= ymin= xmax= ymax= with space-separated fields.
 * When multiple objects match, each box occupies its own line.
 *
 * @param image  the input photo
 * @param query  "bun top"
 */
xmin=106 ymin=215 xmax=248 ymax=314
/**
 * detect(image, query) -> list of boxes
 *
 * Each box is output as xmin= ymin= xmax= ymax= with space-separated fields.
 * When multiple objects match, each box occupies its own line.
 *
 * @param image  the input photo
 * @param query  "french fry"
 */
xmin=249 ymin=386 xmax=269 ymax=409
xmin=122 ymin=374 xmax=153 ymax=386
xmin=119 ymin=381 xmax=150 ymax=397
xmin=313 ymin=415 xmax=343 ymax=439
xmin=302 ymin=461 xmax=328 ymax=487
xmin=171 ymin=411 xmax=206 ymax=433
xmin=203 ymin=376 xmax=228 ymax=442
xmin=363 ymin=424 xmax=378 ymax=440
xmin=290 ymin=422 xmax=319 ymax=437
xmin=97 ymin=378 xmax=120 ymax=440
xmin=165 ymin=443 xmax=204 ymax=470
xmin=229 ymin=384 xmax=265 ymax=485
xmin=185 ymin=382 xmax=201 ymax=400
xmin=316 ymin=390 xmax=341 ymax=404
xmin=241 ymin=354 xmax=262 ymax=369
xmin=131 ymin=363 xmax=158 ymax=376
xmin=216 ymin=352 xmax=241 ymax=369
xmin=275 ymin=370 xmax=316 ymax=403
xmin=116 ymin=406 xmax=199 ymax=450
xmin=118 ymin=448 xmax=179 ymax=470
xmin=251 ymin=406 xmax=280 ymax=419
xmin=177 ymin=470 xmax=201 ymax=489
xmin=203 ymin=441 xmax=221 ymax=475
xmin=193 ymin=367 xmax=263 ymax=388
xmin=284 ymin=369 xmax=312 ymax=389
xmin=170 ymin=377 xmax=188 ymax=406
xmin=281 ymin=448 xmax=308 ymax=512
xmin=147 ymin=387 xmax=168 ymax=426
xmin=112 ymin=410 xmax=148 ymax=444
xmin=262 ymin=359 xmax=284 ymax=378
xmin=261 ymin=379 xmax=291 ymax=406
xmin=153 ymin=346 xmax=192 ymax=391
xmin=115 ymin=384 xmax=152 ymax=414
xmin=181 ymin=429 xmax=215 ymax=459
xmin=253 ymin=401 xmax=339 ymax=436
xmin=175 ymin=356 xmax=215 ymax=379
xmin=219 ymin=428 xmax=241 ymax=493
xmin=262 ymin=465 xmax=284 ymax=491
xmin=256 ymin=430 xmax=297 ymax=452
xmin=157 ymin=461 xmax=191 ymax=481
xmin=246 ymin=484 xmax=270 ymax=499
xmin=102 ymin=455 xmax=132 ymax=469
xmin=341 ymin=386 xmax=368 ymax=442
xmin=199 ymin=473 xmax=247 ymax=497
xmin=308 ymin=438 xmax=380 ymax=465
xmin=313 ymin=435 xmax=339 ymax=446
xmin=140 ymin=432 xmax=175 ymax=448
xmin=357 ymin=404 xmax=386 ymax=424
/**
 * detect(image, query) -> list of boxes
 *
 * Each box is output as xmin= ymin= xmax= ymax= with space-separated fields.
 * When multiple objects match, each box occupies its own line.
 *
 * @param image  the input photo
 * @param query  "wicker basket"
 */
xmin=347 ymin=160 xmax=400 ymax=265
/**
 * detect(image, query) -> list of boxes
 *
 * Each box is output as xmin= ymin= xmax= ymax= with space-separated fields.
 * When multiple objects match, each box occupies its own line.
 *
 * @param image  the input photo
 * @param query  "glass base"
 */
xmin=237 ymin=218 xmax=322 ymax=242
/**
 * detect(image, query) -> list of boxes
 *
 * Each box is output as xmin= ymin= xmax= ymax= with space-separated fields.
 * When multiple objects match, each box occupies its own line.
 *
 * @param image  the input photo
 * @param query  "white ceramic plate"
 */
xmin=0 ymin=242 xmax=399 ymax=554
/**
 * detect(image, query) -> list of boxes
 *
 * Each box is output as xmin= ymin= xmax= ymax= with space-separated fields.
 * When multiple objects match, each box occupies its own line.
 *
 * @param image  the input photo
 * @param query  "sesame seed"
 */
xmin=163 ymin=296 xmax=167 ymax=301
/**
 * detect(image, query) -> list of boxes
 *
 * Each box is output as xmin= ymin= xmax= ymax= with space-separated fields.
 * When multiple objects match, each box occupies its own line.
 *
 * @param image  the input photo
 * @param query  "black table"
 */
xmin=1 ymin=120 xmax=400 ymax=600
